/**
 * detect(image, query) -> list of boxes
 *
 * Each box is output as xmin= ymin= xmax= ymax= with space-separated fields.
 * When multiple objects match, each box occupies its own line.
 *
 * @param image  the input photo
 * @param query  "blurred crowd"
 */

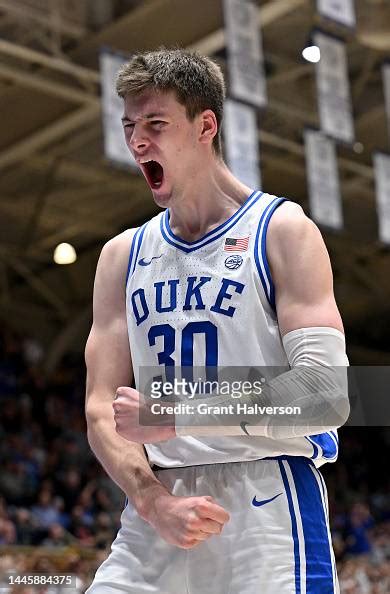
xmin=0 ymin=329 xmax=389 ymax=592
xmin=0 ymin=330 xmax=124 ymax=591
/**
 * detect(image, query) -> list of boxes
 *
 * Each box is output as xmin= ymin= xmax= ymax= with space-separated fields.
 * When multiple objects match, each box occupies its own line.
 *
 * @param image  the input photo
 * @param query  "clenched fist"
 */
xmin=113 ymin=386 xmax=176 ymax=443
xmin=144 ymin=491 xmax=230 ymax=549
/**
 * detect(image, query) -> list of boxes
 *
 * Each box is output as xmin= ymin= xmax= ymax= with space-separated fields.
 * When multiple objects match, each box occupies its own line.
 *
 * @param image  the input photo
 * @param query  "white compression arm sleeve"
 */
xmin=262 ymin=326 xmax=350 ymax=439
xmin=174 ymin=327 xmax=350 ymax=438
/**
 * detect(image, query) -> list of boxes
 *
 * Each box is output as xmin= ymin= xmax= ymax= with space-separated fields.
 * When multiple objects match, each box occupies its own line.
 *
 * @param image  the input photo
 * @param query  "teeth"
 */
xmin=139 ymin=159 xmax=152 ymax=164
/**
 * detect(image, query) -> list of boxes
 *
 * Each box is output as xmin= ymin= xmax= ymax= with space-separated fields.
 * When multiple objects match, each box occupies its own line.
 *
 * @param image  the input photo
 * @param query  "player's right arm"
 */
xmin=85 ymin=231 xmax=167 ymax=512
xmin=85 ymin=231 xmax=229 ymax=548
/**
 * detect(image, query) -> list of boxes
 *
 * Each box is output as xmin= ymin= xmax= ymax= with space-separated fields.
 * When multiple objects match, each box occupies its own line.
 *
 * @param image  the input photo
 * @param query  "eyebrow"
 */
xmin=121 ymin=112 xmax=168 ymax=123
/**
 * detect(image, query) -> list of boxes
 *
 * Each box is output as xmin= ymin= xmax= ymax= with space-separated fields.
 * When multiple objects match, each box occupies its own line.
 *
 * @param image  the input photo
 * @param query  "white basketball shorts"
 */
xmin=85 ymin=456 xmax=339 ymax=593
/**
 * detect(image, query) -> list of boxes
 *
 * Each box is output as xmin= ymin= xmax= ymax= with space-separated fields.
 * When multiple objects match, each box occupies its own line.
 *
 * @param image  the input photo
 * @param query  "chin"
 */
xmin=151 ymin=183 xmax=173 ymax=207
xmin=153 ymin=193 xmax=171 ymax=208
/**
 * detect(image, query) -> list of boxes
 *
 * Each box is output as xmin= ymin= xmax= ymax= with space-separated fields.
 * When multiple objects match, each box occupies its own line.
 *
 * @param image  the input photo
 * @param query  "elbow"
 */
xmin=332 ymin=367 xmax=350 ymax=428
xmin=316 ymin=365 xmax=350 ymax=429
xmin=321 ymin=389 xmax=350 ymax=431
xmin=334 ymin=393 xmax=350 ymax=428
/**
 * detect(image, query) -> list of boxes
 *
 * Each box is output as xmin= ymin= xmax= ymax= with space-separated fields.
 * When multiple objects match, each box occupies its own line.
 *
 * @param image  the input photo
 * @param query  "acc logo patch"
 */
xmin=225 ymin=254 xmax=243 ymax=270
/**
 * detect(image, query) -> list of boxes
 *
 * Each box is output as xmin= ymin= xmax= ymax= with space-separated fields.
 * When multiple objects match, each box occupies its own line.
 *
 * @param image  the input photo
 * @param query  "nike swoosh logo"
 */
xmin=138 ymin=254 xmax=163 ymax=266
xmin=240 ymin=421 xmax=250 ymax=435
xmin=252 ymin=493 xmax=283 ymax=507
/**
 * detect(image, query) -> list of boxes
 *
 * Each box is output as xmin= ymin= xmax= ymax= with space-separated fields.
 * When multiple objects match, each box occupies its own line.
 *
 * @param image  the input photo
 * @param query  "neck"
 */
xmin=168 ymin=156 xmax=253 ymax=242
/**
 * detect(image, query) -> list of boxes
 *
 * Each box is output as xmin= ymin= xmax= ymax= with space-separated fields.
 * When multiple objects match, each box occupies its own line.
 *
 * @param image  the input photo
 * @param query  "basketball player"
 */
xmin=85 ymin=49 xmax=349 ymax=593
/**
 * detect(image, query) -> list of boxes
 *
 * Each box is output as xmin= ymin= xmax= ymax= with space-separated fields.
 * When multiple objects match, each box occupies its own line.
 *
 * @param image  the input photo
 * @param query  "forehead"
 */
xmin=123 ymin=89 xmax=186 ymax=120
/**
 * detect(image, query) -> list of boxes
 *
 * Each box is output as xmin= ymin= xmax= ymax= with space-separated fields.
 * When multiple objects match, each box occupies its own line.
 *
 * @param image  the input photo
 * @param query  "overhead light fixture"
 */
xmin=353 ymin=142 xmax=364 ymax=154
xmin=53 ymin=242 xmax=77 ymax=265
xmin=302 ymin=45 xmax=321 ymax=63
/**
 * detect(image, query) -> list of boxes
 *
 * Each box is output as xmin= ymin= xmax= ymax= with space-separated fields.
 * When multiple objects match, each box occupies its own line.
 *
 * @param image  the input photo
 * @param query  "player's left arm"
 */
xmin=267 ymin=201 xmax=344 ymax=338
xmin=257 ymin=201 xmax=350 ymax=438
xmin=177 ymin=202 xmax=350 ymax=439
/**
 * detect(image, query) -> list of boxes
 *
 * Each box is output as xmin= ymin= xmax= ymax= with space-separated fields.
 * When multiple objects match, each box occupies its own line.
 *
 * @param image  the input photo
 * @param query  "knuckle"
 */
xmin=194 ymin=502 xmax=206 ymax=514
xmin=185 ymin=519 xmax=199 ymax=532
xmin=178 ymin=536 xmax=192 ymax=548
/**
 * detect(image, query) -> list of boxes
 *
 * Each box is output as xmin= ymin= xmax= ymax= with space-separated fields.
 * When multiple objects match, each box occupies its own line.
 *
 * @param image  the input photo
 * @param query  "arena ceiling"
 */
xmin=0 ymin=0 xmax=390 ymax=371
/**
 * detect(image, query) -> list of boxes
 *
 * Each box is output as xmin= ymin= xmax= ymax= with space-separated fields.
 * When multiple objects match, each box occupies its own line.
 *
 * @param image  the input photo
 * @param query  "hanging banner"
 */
xmin=383 ymin=63 xmax=390 ymax=145
xmin=100 ymin=48 xmax=137 ymax=169
xmin=224 ymin=99 xmax=261 ymax=190
xmin=314 ymin=31 xmax=354 ymax=144
xmin=304 ymin=128 xmax=343 ymax=230
xmin=316 ymin=0 xmax=356 ymax=28
xmin=373 ymin=152 xmax=390 ymax=244
xmin=223 ymin=0 xmax=267 ymax=108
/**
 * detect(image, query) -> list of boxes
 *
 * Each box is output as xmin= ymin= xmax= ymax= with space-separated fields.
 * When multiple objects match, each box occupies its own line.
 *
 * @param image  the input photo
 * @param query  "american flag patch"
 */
xmin=224 ymin=236 xmax=250 ymax=252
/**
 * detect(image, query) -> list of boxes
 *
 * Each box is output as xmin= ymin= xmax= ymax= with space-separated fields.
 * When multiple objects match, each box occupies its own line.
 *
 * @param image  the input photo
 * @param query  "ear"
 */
xmin=198 ymin=109 xmax=218 ymax=147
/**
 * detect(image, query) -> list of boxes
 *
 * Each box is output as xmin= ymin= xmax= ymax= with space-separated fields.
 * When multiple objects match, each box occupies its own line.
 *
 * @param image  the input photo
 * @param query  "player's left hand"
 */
xmin=113 ymin=386 xmax=176 ymax=444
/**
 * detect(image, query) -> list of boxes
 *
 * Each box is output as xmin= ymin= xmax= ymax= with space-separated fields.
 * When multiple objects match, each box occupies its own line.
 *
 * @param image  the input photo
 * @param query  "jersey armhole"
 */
xmin=125 ymin=222 xmax=149 ymax=287
xmin=254 ymin=197 xmax=287 ymax=311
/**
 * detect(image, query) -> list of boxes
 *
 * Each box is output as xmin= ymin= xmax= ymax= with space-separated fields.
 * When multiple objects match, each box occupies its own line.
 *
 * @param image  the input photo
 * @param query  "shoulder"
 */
xmin=96 ymin=228 xmax=139 ymax=287
xmin=267 ymin=200 xmax=315 ymax=237
xmin=100 ymin=228 xmax=138 ymax=260
xmin=266 ymin=200 xmax=325 ymax=258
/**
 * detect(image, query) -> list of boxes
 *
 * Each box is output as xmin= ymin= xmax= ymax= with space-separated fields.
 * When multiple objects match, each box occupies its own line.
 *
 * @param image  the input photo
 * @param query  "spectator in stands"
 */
xmin=344 ymin=502 xmax=374 ymax=556
xmin=41 ymin=522 xmax=76 ymax=547
xmin=13 ymin=508 xmax=36 ymax=546
xmin=0 ymin=517 xmax=16 ymax=545
xmin=30 ymin=489 xmax=62 ymax=530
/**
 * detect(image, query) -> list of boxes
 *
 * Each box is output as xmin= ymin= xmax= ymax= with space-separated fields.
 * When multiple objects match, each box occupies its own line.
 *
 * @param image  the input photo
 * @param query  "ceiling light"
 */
xmin=353 ymin=142 xmax=364 ymax=154
xmin=53 ymin=243 xmax=77 ymax=265
xmin=302 ymin=45 xmax=321 ymax=63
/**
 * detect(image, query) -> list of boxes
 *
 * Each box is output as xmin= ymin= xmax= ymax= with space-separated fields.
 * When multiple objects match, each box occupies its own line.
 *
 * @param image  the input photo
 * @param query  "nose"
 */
xmin=129 ymin=123 xmax=150 ymax=152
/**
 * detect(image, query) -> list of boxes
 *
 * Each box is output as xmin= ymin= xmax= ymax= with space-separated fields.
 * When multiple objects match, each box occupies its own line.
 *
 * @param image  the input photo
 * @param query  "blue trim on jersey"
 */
xmin=305 ymin=436 xmax=319 ymax=460
xmin=254 ymin=197 xmax=286 ymax=311
xmin=312 ymin=465 xmax=329 ymax=518
xmin=127 ymin=222 xmax=148 ymax=281
xmin=288 ymin=458 xmax=334 ymax=593
xmin=164 ymin=189 xmax=259 ymax=246
xmin=308 ymin=432 xmax=338 ymax=461
xmin=261 ymin=198 xmax=287 ymax=309
xmin=278 ymin=460 xmax=301 ymax=594
xmin=126 ymin=226 xmax=142 ymax=285
xmin=160 ymin=190 xmax=263 ymax=253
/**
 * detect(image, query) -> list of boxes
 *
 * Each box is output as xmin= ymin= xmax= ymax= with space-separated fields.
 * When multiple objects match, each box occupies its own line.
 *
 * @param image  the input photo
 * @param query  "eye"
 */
xmin=151 ymin=120 xmax=166 ymax=127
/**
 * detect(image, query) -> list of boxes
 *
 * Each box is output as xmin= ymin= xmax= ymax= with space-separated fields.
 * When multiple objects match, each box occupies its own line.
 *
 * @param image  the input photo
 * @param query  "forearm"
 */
xmin=86 ymin=405 xmax=170 ymax=520
xmin=173 ymin=327 xmax=349 ymax=439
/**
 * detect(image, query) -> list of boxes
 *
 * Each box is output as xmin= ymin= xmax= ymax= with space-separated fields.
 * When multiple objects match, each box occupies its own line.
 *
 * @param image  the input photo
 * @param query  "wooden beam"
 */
xmin=0 ymin=0 xmax=86 ymax=38
xmin=260 ymin=130 xmax=374 ymax=181
xmin=0 ymin=104 xmax=100 ymax=170
xmin=0 ymin=62 xmax=97 ymax=104
xmin=4 ymin=255 xmax=69 ymax=318
xmin=0 ymin=39 xmax=100 ymax=84
xmin=188 ymin=0 xmax=307 ymax=54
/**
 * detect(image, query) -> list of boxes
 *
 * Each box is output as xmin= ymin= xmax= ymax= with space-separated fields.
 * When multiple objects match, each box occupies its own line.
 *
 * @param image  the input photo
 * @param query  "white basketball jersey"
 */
xmin=125 ymin=190 xmax=339 ymax=468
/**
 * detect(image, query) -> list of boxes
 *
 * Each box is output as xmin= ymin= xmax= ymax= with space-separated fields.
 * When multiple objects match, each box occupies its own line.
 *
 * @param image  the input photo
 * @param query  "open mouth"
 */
xmin=141 ymin=160 xmax=164 ymax=189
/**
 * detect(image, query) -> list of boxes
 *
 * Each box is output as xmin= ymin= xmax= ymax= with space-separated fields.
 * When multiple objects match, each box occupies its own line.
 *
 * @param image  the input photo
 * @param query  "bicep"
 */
xmin=85 ymin=318 xmax=132 ymax=411
xmin=267 ymin=204 xmax=344 ymax=337
xmin=85 ymin=236 xmax=134 ymax=416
